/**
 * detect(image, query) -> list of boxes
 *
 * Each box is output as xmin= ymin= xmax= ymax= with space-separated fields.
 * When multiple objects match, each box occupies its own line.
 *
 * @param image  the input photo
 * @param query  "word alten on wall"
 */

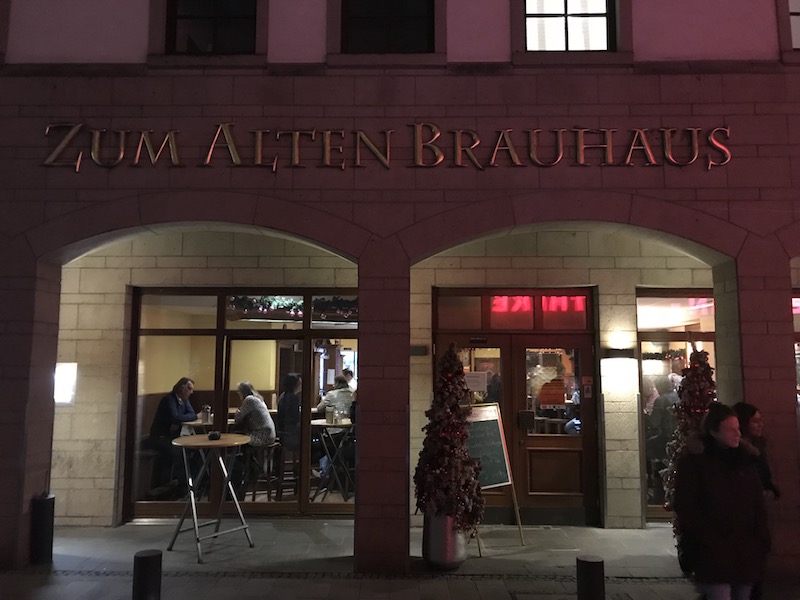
xmin=43 ymin=122 xmax=732 ymax=173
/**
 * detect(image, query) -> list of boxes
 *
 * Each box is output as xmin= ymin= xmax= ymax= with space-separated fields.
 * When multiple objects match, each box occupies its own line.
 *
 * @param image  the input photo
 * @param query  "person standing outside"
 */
xmin=733 ymin=402 xmax=780 ymax=600
xmin=674 ymin=402 xmax=770 ymax=600
xmin=733 ymin=403 xmax=780 ymax=500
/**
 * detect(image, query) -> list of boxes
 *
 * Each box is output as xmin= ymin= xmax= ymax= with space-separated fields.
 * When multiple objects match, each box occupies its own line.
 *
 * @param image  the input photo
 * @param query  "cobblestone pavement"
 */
xmin=0 ymin=520 xmax=796 ymax=600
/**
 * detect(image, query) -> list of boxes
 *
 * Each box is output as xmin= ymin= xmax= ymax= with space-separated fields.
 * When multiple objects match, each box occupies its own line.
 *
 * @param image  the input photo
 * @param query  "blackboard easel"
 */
xmin=466 ymin=402 xmax=524 ymax=549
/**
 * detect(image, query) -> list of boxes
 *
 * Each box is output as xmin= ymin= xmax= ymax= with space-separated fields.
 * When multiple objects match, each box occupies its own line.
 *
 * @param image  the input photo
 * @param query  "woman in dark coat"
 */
xmin=674 ymin=402 xmax=770 ymax=600
xmin=733 ymin=402 xmax=780 ymax=499
xmin=733 ymin=402 xmax=780 ymax=600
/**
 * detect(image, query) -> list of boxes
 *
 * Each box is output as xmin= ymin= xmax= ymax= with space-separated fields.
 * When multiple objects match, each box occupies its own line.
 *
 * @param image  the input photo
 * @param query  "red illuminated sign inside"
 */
xmin=541 ymin=296 xmax=586 ymax=313
xmin=491 ymin=296 xmax=532 ymax=313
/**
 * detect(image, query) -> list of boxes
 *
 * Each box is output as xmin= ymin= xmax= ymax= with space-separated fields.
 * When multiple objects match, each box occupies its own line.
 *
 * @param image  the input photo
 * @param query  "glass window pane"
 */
xmin=177 ymin=0 xmax=215 ymax=17
xmin=525 ymin=347 xmax=580 ymax=435
xmin=437 ymin=296 xmax=481 ymax=329
xmin=342 ymin=0 xmax=434 ymax=54
xmin=226 ymin=295 xmax=303 ymax=330
xmin=132 ymin=335 xmax=216 ymax=503
xmin=141 ymin=295 xmax=217 ymax=329
xmin=526 ymin=0 xmax=565 ymax=13
xmin=567 ymin=16 xmax=607 ymax=50
xmin=526 ymin=17 xmax=566 ymax=51
xmin=215 ymin=19 xmax=256 ymax=53
xmin=567 ymin=0 xmax=606 ymax=14
xmin=311 ymin=296 xmax=358 ymax=329
xmin=795 ymin=343 xmax=800 ymax=395
xmin=641 ymin=340 xmax=715 ymax=507
xmin=175 ymin=19 xmax=216 ymax=53
xmin=636 ymin=296 xmax=715 ymax=332
xmin=540 ymin=295 xmax=588 ymax=330
xmin=456 ymin=346 xmax=502 ymax=406
xmin=792 ymin=16 xmax=800 ymax=49
xmin=228 ymin=340 xmax=279 ymax=411
xmin=793 ymin=297 xmax=800 ymax=331
xmin=310 ymin=344 xmax=357 ymax=504
xmin=489 ymin=295 xmax=534 ymax=330
xmin=790 ymin=0 xmax=800 ymax=12
xmin=219 ymin=0 xmax=256 ymax=17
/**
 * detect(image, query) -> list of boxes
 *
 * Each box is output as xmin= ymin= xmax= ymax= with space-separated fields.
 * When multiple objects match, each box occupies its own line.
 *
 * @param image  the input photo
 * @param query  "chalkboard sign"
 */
xmin=467 ymin=403 xmax=512 ymax=490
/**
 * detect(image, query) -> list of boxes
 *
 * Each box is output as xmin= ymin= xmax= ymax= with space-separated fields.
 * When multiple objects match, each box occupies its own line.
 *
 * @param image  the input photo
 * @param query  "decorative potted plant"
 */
xmin=414 ymin=343 xmax=484 ymax=569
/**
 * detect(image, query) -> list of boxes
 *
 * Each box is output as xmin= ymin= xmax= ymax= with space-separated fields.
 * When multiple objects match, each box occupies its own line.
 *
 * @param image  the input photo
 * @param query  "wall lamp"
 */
xmin=601 ymin=348 xmax=636 ymax=360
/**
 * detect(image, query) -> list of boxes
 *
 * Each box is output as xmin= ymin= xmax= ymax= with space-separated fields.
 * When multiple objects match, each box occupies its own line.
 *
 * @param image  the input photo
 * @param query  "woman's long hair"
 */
xmin=237 ymin=381 xmax=262 ymax=401
xmin=733 ymin=402 xmax=759 ymax=439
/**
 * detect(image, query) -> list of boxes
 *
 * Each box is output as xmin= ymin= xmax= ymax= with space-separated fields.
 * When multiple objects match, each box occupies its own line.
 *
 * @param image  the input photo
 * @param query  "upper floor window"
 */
xmin=166 ymin=0 xmax=256 ymax=54
xmin=341 ymin=0 xmax=434 ymax=54
xmin=791 ymin=1 xmax=800 ymax=48
xmin=525 ymin=0 xmax=613 ymax=52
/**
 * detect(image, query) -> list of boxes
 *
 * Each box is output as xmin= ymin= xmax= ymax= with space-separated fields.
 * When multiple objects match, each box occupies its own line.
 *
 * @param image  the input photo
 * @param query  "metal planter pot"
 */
xmin=422 ymin=512 xmax=466 ymax=570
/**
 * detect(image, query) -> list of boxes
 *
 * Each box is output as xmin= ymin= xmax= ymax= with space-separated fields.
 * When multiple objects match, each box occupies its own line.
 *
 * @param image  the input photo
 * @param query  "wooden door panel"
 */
xmin=526 ymin=449 xmax=583 ymax=494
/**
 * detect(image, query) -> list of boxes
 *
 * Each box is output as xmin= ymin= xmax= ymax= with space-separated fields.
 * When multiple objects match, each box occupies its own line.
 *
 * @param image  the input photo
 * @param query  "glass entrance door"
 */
xmin=434 ymin=333 xmax=598 ymax=525
xmin=512 ymin=335 xmax=598 ymax=524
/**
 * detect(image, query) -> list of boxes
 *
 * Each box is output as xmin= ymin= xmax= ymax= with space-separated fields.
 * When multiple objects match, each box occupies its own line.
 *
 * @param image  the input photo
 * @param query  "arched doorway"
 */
xmin=408 ymin=221 xmax=736 ymax=528
xmin=51 ymin=226 xmax=359 ymax=524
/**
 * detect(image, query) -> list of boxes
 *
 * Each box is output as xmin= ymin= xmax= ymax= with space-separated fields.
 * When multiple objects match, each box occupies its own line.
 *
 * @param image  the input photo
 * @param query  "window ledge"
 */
xmin=781 ymin=50 xmax=800 ymax=64
xmin=146 ymin=54 xmax=266 ymax=70
xmin=512 ymin=50 xmax=634 ymax=67
xmin=327 ymin=53 xmax=446 ymax=68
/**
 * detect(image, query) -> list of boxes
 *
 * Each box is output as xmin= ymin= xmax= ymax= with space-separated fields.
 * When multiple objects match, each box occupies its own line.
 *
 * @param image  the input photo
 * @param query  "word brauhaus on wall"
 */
xmin=42 ymin=122 xmax=732 ymax=173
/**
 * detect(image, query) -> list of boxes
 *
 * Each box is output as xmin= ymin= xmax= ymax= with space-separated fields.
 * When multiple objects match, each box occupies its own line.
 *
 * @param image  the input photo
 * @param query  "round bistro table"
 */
xmin=168 ymin=433 xmax=254 ymax=563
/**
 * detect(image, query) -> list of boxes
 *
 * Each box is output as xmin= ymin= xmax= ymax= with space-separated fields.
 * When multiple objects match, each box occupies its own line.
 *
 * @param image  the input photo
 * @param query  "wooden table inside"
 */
xmin=310 ymin=419 xmax=355 ymax=501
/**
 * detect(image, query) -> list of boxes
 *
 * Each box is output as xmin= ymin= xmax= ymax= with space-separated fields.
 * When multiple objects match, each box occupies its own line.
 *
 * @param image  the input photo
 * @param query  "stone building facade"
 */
xmin=1 ymin=0 xmax=799 ymax=575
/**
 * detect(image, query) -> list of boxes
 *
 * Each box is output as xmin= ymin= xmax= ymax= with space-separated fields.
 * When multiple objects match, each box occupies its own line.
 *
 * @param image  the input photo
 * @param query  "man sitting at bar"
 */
xmin=147 ymin=377 xmax=197 ymax=494
xmin=315 ymin=376 xmax=355 ymax=480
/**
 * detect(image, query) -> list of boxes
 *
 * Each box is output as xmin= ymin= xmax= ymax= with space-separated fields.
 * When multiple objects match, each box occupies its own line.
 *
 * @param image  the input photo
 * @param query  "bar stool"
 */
xmin=243 ymin=442 xmax=280 ymax=501
xmin=545 ymin=418 xmax=568 ymax=434
xmin=275 ymin=444 xmax=300 ymax=500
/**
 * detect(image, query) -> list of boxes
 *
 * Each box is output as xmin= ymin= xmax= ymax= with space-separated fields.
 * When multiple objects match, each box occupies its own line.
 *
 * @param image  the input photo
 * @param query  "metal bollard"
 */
xmin=132 ymin=549 xmax=162 ymax=600
xmin=30 ymin=493 xmax=55 ymax=564
xmin=576 ymin=554 xmax=604 ymax=600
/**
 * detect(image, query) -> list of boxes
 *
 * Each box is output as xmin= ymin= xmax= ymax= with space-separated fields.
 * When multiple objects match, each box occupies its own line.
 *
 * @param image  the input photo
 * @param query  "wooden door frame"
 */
xmin=433 ymin=332 xmax=599 ymax=525
xmin=510 ymin=333 xmax=599 ymax=525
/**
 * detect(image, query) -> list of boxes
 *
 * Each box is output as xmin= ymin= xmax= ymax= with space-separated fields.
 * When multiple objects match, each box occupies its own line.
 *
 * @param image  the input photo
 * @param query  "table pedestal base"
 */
xmin=168 ymin=443 xmax=254 ymax=563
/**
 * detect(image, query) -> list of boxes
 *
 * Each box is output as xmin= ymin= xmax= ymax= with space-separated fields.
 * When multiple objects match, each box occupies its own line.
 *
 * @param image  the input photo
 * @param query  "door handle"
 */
xmin=517 ymin=410 xmax=536 ymax=429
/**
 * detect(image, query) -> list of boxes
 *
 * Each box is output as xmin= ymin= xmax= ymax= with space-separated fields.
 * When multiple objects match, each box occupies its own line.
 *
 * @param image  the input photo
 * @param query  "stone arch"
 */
xmin=398 ymin=190 xmax=747 ymax=265
xmin=776 ymin=219 xmax=800 ymax=259
xmin=10 ymin=194 xmax=370 ymax=553
xmin=406 ymin=203 xmax=748 ymax=529
xmin=26 ymin=190 xmax=374 ymax=265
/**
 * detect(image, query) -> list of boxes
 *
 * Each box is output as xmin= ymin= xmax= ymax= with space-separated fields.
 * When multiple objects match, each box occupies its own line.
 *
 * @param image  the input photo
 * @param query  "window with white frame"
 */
xmin=525 ymin=0 xmax=613 ymax=52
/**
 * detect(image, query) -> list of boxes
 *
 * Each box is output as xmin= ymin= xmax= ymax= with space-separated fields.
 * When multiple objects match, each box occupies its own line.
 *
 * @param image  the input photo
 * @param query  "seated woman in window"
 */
xmin=234 ymin=381 xmax=276 ymax=447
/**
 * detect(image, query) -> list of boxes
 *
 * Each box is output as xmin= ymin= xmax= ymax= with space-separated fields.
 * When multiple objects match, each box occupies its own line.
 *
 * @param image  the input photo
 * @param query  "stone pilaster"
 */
xmin=353 ymin=235 xmax=411 ymax=575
